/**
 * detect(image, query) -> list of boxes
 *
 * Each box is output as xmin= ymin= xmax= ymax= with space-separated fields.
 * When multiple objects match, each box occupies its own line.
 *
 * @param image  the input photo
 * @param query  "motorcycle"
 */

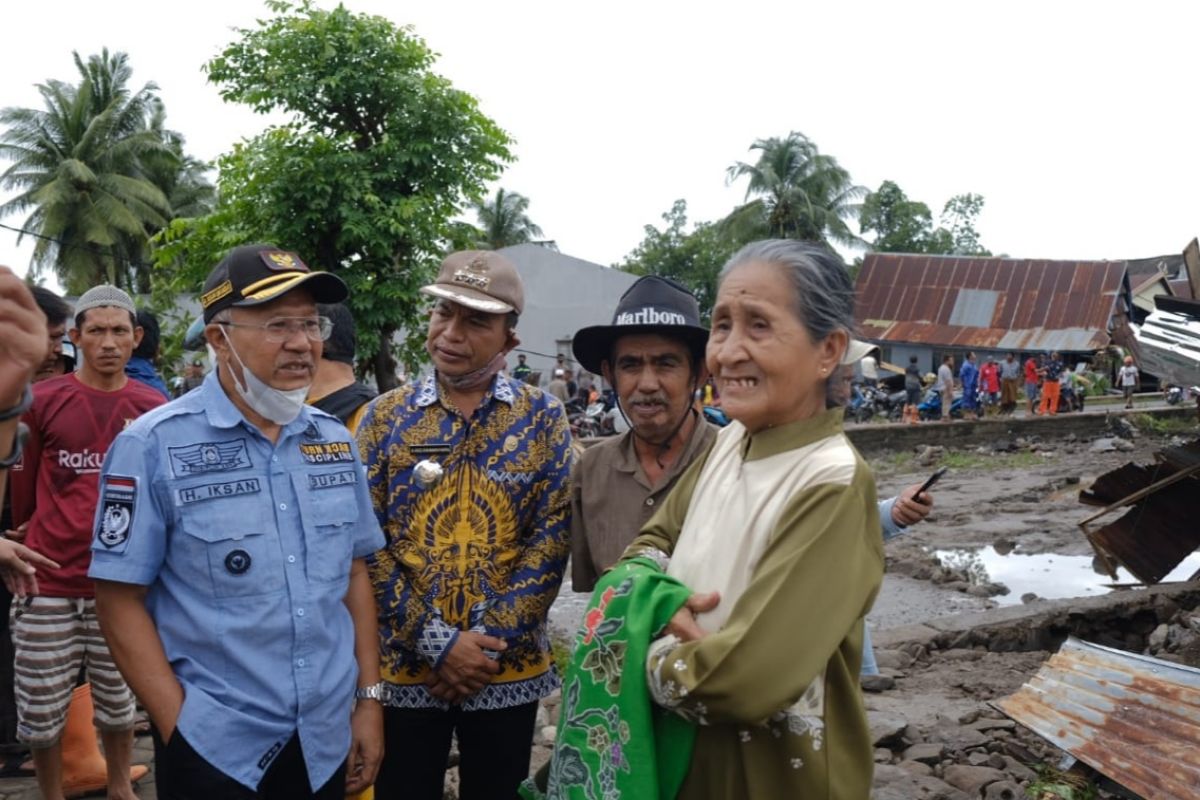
xmin=917 ymin=387 xmax=964 ymax=421
xmin=845 ymin=382 xmax=878 ymax=423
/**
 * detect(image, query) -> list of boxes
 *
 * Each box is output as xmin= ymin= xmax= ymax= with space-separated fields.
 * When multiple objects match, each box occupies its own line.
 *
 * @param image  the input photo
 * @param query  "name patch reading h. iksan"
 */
xmin=177 ymin=478 xmax=262 ymax=505
xmin=308 ymin=470 xmax=357 ymax=490
xmin=298 ymin=441 xmax=355 ymax=464
xmin=168 ymin=440 xmax=252 ymax=478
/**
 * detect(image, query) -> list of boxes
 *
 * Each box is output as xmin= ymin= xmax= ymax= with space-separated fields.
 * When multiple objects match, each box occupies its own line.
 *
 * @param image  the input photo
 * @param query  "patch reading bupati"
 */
xmin=177 ymin=478 xmax=262 ymax=505
xmin=307 ymin=469 xmax=357 ymax=490
xmin=298 ymin=441 xmax=354 ymax=464
xmin=168 ymin=440 xmax=252 ymax=478
xmin=96 ymin=476 xmax=136 ymax=550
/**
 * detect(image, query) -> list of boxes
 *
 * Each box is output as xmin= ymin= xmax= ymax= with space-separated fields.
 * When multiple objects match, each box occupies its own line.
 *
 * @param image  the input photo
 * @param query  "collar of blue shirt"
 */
xmin=414 ymin=371 xmax=518 ymax=411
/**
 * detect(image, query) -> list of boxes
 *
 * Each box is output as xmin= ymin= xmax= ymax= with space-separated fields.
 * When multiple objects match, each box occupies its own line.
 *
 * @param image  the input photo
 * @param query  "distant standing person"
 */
xmin=124 ymin=310 xmax=170 ymax=400
xmin=1118 ymin=355 xmax=1140 ymax=409
xmin=859 ymin=348 xmax=879 ymax=388
xmin=307 ymin=302 xmax=377 ymax=433
xmin=937 ymin=354 xmax=955 ymax=420
xmin=959 ymin=351 xmax=980 ymax=419
xmin=902 ymin=355 xmax=922 ymax=424
xmin=1038 ymin=352 xmax=1064 ymax=415
xmin=1023 ymin=354 xmax=1040 ymax=414
xmin=512 ymin=353 xmax=532 ymax=384
xmin=980 ymin=356 xmax=1000 ymax=413
xmin=999 ymin=353 xmax=1021 ymax=414
xmin=546 ymin=368 xmax=570 ymax=404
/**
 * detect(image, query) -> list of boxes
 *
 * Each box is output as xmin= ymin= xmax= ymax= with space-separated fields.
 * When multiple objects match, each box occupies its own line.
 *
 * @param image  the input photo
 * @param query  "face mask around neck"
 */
xmin=221 ymin=330 xmax=310 ymax=425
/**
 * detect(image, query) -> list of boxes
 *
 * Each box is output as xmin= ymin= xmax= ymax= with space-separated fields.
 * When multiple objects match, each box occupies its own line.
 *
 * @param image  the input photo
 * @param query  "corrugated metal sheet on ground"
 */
xmin=994 ymin=637 xmax=1200 ymax=800
xmin=1080 ymin=441 xmax=1200 ymax=584
xmin=855 ymin=254 xmax=1127 ymax=351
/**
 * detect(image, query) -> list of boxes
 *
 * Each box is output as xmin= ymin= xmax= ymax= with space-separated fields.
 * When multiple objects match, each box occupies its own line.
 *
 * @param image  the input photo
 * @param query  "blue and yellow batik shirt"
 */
xmin=357 ymin=372 xmax=573 ymax=710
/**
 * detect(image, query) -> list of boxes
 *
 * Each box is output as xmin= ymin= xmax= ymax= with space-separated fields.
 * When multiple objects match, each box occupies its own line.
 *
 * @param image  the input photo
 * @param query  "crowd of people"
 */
xmin=0 ymin=241 xmax=943 ymax=800
xmin=852 ymin=347 xmax=1136 ymax=424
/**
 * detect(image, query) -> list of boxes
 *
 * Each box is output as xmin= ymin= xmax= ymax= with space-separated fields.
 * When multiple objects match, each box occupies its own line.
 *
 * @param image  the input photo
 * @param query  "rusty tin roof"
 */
xmin=994 ymin=637 xmax=1200 ymax=800
xmin=856 ymin=254 xmax=1131 ymax=352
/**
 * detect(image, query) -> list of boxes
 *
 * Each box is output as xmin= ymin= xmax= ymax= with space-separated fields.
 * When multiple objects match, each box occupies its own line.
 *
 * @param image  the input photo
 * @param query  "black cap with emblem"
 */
xmin=200 ymin=244 xmax=349 ymax=323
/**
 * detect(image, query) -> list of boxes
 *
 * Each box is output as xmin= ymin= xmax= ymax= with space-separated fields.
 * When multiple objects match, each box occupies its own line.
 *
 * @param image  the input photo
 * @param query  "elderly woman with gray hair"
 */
xmin=617 ymin=239 xmax=884 ymax=798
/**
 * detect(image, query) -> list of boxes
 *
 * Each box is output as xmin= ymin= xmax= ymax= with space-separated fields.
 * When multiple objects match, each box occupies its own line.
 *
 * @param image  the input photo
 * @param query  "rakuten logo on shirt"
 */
xmin=58 ymin=449 xmax=106 ymax=473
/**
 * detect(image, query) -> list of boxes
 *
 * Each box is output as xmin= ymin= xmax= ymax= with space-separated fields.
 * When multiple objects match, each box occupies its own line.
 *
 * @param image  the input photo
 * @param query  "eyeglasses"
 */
xmin=218 ymin=316 xmax=333 ymax=343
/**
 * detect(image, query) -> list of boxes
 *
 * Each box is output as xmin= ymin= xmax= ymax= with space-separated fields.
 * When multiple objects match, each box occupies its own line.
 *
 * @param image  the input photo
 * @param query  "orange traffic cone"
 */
xmin=60 ymin=684 xmax=148 ymax=799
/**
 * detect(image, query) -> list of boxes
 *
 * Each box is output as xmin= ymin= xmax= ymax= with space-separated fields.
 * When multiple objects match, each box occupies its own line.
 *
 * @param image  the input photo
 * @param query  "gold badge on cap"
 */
xmin=452 ymin=255 xmax=491 ymax=290
xmin=259 ymin=250 xmax=310 ymax=273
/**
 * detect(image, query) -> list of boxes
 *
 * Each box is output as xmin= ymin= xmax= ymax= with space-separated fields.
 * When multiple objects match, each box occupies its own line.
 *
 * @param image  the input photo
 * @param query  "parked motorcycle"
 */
xmin=917 ymin=387 xmax=964 ymax=421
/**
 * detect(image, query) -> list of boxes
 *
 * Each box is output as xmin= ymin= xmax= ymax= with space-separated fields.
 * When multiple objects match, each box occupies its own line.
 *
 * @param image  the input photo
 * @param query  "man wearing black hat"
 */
xmin=569 ymin=276 xmax=714 ymax=592
xmin=307 ymin=303 xmax=377 ymax=434
xmin=90 ymin=245 xmax=386 ymax=799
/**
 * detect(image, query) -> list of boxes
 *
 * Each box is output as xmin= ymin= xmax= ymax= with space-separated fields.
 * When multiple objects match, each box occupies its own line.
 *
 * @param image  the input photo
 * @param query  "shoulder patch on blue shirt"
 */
xmin=176 ymin=478 xmax=263 ymax=505
xmin=298 ymin=441 xmax=354 ymax=464
xmin=307 ymin=469 xmax=357 ymax=490
xmin=96 ymin=476 xmax=136 ymax=551
xmin=168 ymin=440 xmax=253 ymax=477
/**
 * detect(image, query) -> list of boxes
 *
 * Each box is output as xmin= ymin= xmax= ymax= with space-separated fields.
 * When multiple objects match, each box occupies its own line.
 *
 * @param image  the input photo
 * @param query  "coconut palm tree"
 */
xmin=471 ymin=188 xmax=544 ymax=249
xmin=723 ymin=132 xmax=866 ymax=250
xmin=0 ymin=50 xmax=174 ymax=293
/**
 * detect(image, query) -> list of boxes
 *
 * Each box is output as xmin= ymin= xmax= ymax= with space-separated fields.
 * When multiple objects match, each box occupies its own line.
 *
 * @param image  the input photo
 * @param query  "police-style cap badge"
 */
xmin=420 ymin=250 xmax=525 ymax=316
xmin=572 ymin=275 xmax=708 ymax=375
xmin=200 ymin=244 xmax=349 ymax=323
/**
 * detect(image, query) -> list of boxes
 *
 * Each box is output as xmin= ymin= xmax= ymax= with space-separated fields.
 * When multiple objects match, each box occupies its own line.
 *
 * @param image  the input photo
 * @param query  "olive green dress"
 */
xmin=622 ymin=408 xmax=883 ymax=799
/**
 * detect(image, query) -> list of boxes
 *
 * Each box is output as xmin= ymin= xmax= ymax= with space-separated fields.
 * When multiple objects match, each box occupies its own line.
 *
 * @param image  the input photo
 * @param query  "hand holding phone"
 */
xmin=916 ymin=466 xmax=947 ymax=497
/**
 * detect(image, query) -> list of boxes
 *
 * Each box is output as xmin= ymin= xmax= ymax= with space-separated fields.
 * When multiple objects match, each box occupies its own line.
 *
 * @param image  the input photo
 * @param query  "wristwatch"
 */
xmin=355 ymin=682 xmax=387 ymax=703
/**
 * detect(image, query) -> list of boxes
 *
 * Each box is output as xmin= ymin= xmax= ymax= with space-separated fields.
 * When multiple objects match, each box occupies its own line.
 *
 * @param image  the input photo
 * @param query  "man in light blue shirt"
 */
xmin=90 ymin=245 xmax=386 ymax=799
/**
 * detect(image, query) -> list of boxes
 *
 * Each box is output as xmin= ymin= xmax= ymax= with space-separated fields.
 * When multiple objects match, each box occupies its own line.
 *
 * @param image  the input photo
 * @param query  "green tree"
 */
xmin=470 ymin=188 xmax=544 ymax=249
xmin=940 ymin=193 xmax=991 ymax=256
xmin=860 ymin=181 xmax=991 ymax=257
xmin=0 ymin=50 xmax=176 ymax=294
xmin=860 ymin=180 xmax=942 ymax=253
xmin=170 ymin=0 xmax=512 ymax=388
xmin=722 ymin=131 xmax=865 ymax=249
xmin=618 ymin=199 xmax=739 ymax=320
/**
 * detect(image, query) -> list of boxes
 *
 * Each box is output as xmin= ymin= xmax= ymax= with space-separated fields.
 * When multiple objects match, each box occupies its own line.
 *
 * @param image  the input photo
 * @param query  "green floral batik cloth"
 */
xmin=521 ymin=557 xmax=695 ymax=800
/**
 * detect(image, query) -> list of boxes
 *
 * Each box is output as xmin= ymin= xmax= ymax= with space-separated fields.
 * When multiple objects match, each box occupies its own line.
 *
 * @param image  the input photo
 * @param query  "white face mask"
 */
xmin=221 ymin=330 xmax=310 ymax=425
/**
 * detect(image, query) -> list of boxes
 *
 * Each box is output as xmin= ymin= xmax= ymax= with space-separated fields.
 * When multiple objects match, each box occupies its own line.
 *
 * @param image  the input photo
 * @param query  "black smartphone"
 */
xmin=916 ymin=466 xmax=948 ymax=496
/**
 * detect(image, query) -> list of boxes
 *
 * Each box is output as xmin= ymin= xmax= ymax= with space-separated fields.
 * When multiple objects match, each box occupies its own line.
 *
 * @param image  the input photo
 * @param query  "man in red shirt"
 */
xmin=10 ymin=285 xmax=164 ymax=800
xmin=1023 ymin=355 xmax=1040 ymax=415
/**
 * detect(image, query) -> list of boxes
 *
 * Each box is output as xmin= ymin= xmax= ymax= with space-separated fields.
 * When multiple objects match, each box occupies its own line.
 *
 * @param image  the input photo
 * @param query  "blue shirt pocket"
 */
xmin=293 ymin=471 xmax=360 ymax=585
xmin=174 ymin=496 xmax=285 ymax=599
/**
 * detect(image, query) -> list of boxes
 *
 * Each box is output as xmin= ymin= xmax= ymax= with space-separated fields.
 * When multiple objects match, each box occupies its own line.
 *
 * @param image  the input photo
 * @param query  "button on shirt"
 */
xmin=88 ymin=372 xmax=384 ymax=791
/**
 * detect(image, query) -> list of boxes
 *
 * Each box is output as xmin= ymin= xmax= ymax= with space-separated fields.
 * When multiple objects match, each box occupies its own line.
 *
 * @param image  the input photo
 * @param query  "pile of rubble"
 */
xmin=1144 ymin=605 xmax=1200 ymax=664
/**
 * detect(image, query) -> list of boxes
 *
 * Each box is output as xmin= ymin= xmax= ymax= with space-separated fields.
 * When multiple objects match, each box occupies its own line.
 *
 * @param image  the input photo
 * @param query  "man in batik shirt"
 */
xmin=357 ymin=251 xmax=572 ymax=800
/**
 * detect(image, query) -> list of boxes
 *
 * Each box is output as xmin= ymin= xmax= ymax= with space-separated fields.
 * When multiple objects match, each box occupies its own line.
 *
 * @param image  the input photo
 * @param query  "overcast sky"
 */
xmin=3 ymin=1 xmax=1198 ymax=289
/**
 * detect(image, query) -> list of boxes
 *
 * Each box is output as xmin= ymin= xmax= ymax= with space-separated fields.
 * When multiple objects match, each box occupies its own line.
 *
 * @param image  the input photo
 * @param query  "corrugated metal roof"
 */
xmin=856 ymin=254 xmax=1130 ymax=351
xmin=994 ymin=637 xmax=1200 ymax=800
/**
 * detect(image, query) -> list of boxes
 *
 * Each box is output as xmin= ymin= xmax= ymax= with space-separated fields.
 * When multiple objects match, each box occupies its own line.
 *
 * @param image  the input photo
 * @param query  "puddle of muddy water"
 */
xmin=935 ymin=546 xmax=1200 ymax=606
